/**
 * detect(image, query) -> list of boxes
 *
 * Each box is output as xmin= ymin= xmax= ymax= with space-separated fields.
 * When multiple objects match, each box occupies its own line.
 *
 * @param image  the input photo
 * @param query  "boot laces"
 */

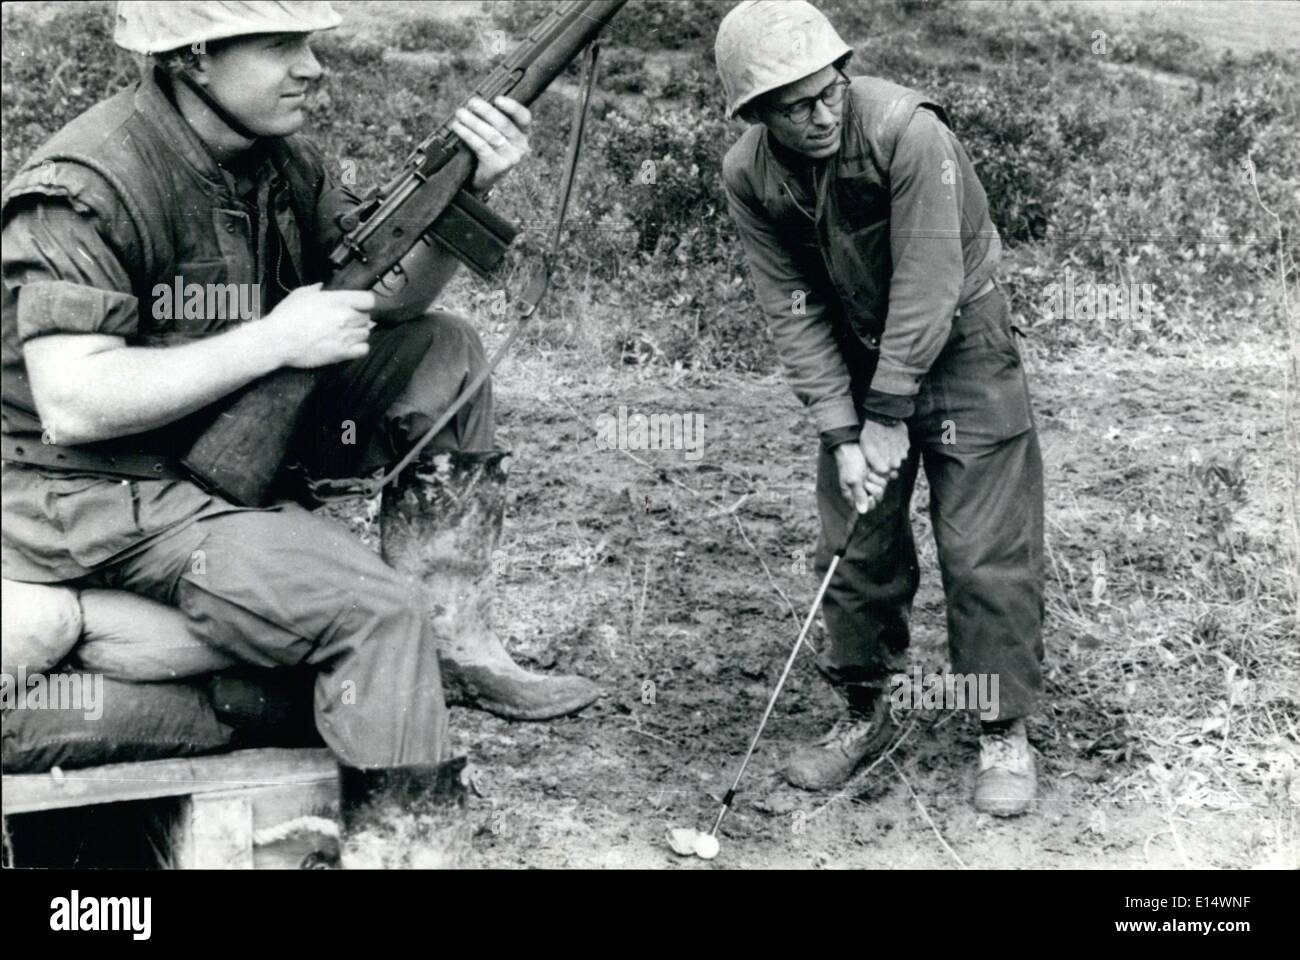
xmin=981 ymin=726 xmax=1028 ymax=772
xmin=817 ymin=710 xmax=882 ymax=751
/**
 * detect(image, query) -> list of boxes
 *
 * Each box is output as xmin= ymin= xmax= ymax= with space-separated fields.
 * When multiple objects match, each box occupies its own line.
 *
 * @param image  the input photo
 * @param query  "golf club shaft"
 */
xmin=710 ymin=514 xmax=862 ymax=836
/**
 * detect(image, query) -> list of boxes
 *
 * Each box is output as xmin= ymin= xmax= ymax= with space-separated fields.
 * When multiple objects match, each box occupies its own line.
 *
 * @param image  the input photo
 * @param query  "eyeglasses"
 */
xmin=771 ymin=72 xmax=850 ymax=125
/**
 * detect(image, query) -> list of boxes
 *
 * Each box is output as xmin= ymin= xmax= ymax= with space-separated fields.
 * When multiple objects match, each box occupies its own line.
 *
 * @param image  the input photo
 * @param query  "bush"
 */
xmin=303 ymin=34 xmax=451 ymax=193
xmin=0 ymin=5 xmax=137 ymax=180
xmin=932 ymin=70 xmax=1065 ymax=245
xmin=598 ymin=48 xmax=652 ymax=95
xmin=1129 ymin=27 xmax=1206 ymax=76
xmin=489 ymin=82 xmax=772 ymax=371
xmin=388 ymin=16 xmax=482 ymax=55
xmin=489 ymin=0 xmax=725 ymax=53
xmin=3 ymin=0 xmax=1297 ymax=369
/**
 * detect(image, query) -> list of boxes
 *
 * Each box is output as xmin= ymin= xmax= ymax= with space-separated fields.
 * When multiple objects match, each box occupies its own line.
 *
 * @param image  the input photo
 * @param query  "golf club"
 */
xmin=666 ymin=508 xmax=866 ymax=859
xmin=711 ymin=511 xmax=860 ymax=832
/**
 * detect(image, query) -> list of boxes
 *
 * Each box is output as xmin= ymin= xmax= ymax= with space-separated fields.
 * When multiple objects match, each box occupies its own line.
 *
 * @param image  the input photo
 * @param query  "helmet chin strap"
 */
xmin=173 ymin=68 xmax=262 ymax=143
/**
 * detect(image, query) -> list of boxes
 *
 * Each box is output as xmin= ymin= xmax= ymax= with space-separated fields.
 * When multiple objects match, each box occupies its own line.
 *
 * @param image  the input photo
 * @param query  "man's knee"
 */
xmin=349 ymin=565 xmax=425 ymax=635
xmin=423 ymin=309 xmax=487 ymax=372
xmin=937 ymin=533 xmax=1042 ymax=606
xmin=388 ymin=310 xmax=495 ymax=452
xmin=168 ymin=507 xmax=409 ymax=643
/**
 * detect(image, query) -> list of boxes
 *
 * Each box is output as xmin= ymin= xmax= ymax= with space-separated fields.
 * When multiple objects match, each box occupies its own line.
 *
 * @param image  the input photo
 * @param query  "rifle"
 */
xmin=181 ymin=0 xmax=628 ymax=507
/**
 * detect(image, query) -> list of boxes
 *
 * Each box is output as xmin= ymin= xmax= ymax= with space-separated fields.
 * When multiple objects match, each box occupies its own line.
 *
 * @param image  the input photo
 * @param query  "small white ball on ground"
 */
xmin=694 ymin=833 xmax=720 ymax=860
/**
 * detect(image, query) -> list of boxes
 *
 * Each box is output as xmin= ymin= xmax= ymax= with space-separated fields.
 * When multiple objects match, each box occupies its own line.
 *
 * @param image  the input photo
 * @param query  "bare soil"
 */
xmin=425 ymin=334 xmax=1297 ymax=869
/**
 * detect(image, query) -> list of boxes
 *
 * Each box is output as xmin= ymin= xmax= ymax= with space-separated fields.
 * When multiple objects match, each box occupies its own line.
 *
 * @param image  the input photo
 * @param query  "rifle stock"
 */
xmin=181 ymin=0 xmax=627 ymax=506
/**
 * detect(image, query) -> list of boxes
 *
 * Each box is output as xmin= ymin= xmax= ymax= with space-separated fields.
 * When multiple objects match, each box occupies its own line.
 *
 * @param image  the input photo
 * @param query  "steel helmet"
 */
xmin=715 ymin=0 xmax=853 ymax=119
xmin=114 ymin=0 xmax=341 ymax=54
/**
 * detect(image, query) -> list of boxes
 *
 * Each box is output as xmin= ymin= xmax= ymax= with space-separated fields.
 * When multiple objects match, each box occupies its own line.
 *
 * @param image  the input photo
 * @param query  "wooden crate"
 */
xmin=2 ymin=748 xmax=340 ymax=869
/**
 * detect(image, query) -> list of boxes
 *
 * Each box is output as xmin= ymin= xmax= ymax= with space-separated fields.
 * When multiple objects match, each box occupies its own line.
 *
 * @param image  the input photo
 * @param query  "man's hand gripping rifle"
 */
xmin=181 ymin=0 xmax=629 ymax=507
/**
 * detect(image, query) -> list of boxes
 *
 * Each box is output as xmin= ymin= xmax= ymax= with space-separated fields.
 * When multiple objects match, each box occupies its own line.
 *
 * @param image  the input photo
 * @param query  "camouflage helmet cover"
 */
xmin=715 ymin=0 xmax=853 ymax=119
xmin=114 ymin=0 xmax=341 ymax=54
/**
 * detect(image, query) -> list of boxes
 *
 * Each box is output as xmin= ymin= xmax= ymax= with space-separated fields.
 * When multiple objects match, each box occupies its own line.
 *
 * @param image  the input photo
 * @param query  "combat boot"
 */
xmin=785 ymin=685 xmax=898 ymax=790
xmin=380 ymin=449 xmax=601 ymax=720
xmin=973 ymin=719 xmax=1036 ymax=816
xmin=338 ymin=757 xmax=472 ymax=869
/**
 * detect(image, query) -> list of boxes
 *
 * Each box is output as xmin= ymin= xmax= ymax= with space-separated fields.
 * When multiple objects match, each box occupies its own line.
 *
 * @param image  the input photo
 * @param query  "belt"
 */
xmin=1 ymin=433 xmax=184 ymax=481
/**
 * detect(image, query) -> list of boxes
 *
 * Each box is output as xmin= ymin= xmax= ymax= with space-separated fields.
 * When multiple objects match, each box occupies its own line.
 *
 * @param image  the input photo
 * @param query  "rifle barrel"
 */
xmin=330 ymin=0 xmax=627 ymax=274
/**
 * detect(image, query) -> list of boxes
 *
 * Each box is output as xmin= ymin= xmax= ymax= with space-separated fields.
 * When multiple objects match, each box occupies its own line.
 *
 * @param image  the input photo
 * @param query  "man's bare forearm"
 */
xmin=28 ymin=323 xmax=287 ymax=445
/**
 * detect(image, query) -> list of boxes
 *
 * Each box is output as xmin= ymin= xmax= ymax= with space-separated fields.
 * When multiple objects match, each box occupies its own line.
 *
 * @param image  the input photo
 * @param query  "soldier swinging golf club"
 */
xmin=668 ymin=510 xmax=866 ymax=861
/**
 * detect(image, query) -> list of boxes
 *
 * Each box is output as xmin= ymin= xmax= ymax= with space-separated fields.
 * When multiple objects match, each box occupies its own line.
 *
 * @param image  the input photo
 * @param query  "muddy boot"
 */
xmin=338 ymin=757 xmax=472 ymax=869
xmin=785 ymin=685 xmax=898 ymax=791
xmin=380 ymin=449 xmax=601 ymax=720
xmin=974 ymin=719 xmax=1036 ymax=817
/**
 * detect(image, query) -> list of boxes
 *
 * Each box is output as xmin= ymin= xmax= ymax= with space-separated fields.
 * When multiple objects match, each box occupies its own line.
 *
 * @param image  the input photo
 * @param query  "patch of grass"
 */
xmin=387 ymin=14 xmax=482 ymax=54
xmin=0 ymin=3 xmax=136 ymax=182
xmin=1050 ymin=455 xmax=1297 ymax=831
xmin=490 ymin=0 xmax=726 ymax=53
xmin=3 ymin=0 xmax=1296 ymax=367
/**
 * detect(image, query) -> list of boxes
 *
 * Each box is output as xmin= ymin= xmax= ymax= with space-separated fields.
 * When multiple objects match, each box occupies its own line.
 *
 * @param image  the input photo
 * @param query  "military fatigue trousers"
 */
xmin=813 ymin=286 xmax=1045 ymax=720
xmin=78 ymin=310 xmax=494 ymax=768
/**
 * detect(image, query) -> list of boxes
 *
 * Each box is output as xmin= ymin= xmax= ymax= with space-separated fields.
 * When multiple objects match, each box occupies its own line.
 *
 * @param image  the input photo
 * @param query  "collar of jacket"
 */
xmin=138 ymin=68 xmax=268 ymax=207
xmin=757 ymin=82 xmax=870 ymax=222
xmin=764 ymin=124 xmax=831 ymax=176
xmin=741 ymin=78 xmax=942 ymax=226
xmin=142 ymin=68 xmax=296 ymax=268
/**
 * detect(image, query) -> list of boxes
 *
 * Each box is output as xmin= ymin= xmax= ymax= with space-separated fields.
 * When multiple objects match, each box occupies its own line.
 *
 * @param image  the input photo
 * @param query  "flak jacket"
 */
xmin=722 ymin=75 xmax=1002 ymax=439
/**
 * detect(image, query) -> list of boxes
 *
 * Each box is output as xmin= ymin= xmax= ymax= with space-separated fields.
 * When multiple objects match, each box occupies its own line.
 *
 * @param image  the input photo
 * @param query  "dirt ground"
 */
xmin=383 ymin=1 xmax=1298 ymax=870
xmin=392 ymin=329 xmax=1296 ymax=870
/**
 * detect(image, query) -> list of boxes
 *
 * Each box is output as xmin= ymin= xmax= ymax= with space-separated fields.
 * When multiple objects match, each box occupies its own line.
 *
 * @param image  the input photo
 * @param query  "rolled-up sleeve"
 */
xmin=869 ymin=109 xmax=965 ymax=405
xmin=3 ymin=199 xmax=139 ymax=343
xmin=723 ymin=169 xmax=859 ymax=437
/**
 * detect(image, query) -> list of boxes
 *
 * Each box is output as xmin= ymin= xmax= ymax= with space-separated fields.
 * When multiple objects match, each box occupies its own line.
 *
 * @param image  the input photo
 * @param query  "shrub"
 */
xmin=490 ymin=0 xmax=725 ymax=53
xmin=0 ymin=5 xmax=137 ymax=180
xmin=932 ymin=69 xmax=1065 ymax=245
xmin=388 ymin=16 xmax=482 ymax=55
xmin=3 ymin=0 xmax=1296 ymax=368
xmin=598 ymin=48 xmax=652 ymax=95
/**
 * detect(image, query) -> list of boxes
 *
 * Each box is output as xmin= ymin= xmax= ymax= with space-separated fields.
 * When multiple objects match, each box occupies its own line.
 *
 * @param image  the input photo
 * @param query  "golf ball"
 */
xmin=694 ymin=833 xmax=720 ymax=860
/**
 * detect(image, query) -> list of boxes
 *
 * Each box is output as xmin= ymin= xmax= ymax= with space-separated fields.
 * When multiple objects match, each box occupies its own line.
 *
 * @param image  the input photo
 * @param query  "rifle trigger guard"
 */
xmin=375 ymin=262 xmax=408 ymax=297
